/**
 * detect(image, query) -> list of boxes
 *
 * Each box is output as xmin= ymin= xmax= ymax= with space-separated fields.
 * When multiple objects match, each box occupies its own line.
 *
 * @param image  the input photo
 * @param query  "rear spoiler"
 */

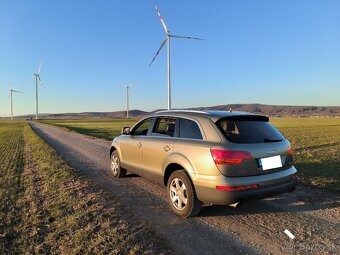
xmin=216 ymin=115 xmax=269 ymax=122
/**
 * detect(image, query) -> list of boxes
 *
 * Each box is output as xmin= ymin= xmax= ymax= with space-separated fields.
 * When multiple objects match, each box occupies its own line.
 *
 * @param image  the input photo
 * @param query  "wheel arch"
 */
xmin=163 ymin=153 xmax=196 ymax=186
xmin=110 ymin=146 xmax=117 ymax=157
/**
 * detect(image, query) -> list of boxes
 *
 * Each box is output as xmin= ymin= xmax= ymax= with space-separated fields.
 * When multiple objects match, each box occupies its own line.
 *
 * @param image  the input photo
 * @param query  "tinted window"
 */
xmin=133 ymin=118 xmax=153 ymax=136
xmin=153 ymin=118 xmax=176 ymax=137
xmin=217 ymin=119 xmax=285 ymax=144
xmin=179 ymin=118 xmax=203 ymax=140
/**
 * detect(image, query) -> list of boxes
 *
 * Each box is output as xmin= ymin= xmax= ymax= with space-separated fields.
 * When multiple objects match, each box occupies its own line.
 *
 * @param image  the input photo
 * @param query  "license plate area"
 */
xmin=259 ymin=155 xmax=282 ymax=170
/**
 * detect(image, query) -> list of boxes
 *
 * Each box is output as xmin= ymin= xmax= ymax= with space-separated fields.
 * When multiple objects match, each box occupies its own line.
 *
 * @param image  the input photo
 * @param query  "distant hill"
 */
xmin=190 ymin=104 xmax=340 ymax=117
xmin=12 ymin=110 xmax=148 ymax=120
xmin=48 ymin=110 xmax=148 ymax=119
xmin=5 ymin=104 xmax=340 ymax=119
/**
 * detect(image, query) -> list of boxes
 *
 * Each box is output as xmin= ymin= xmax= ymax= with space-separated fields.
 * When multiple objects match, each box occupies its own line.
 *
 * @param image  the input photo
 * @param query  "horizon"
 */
xmin=1 ymin=0 xmax=339 ymax=117
xmin=3 ymin=102 xmax=340 ymax=118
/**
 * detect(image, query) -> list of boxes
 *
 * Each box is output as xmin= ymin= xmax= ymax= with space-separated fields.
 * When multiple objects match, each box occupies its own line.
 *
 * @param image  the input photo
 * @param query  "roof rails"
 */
xmin=155 ymin=110 xmax=208 ymax=114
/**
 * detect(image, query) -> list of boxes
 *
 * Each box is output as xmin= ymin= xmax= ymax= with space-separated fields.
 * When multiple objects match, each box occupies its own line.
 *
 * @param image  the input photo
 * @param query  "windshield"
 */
xmin=216 ymin=118 xmax=285 ymax=144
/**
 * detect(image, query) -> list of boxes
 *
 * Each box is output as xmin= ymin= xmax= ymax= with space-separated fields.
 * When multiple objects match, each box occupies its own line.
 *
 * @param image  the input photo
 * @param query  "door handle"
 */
xmin=137 ymin=142 xmax=142 ymax=148
xmin=163 ymin=145 xmax=171 ymax=152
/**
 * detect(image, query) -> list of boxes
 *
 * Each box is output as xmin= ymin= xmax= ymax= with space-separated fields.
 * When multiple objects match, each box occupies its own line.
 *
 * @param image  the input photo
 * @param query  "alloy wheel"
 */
xmin=169 ymin=177 xmax=188 ymax=211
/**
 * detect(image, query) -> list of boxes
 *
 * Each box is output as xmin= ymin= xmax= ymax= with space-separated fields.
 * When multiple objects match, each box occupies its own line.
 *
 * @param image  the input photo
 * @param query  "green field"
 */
xmin=41 ymin=119 xmax=138 ymax=140
xmin=271 ymin=118 xmax=340 ymax=191
xmin=41 ymin=117 xmax=340 ymax=191
xmin=0 ymin=121 xmax=25 ymax=252
xmin=0 ymin=120 xmax=169 ymax=254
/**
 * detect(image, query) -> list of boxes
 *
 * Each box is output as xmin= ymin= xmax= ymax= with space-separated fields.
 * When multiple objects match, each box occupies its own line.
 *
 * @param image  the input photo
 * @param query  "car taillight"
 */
xmin=287 ymin=146 xmax=293 ymax=156
xmin=211 ymin=149 xmax=253 ymax=165
xmin=216 ymin=184 xmax=259 ymax=191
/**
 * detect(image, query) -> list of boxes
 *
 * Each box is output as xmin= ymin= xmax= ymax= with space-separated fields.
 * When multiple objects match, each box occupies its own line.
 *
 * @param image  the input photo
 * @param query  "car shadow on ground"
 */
xmin=124 ymin=173 xmax=140 ymax=178
xmin=198 ymin=189 xmax=340 ymax=217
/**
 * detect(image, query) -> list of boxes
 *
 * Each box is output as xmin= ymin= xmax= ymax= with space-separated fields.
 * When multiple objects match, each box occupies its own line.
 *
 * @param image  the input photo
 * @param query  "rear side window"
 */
xmin=217 ymin=118 xmax=285 ymax=144
xmin=179 ymin=118 xmax=203 ymax=140
xmin=153 ymin=118 xmax=177 ymax=137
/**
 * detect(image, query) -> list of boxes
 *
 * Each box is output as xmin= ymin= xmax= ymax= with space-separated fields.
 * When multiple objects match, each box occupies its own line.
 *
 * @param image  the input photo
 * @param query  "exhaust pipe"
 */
xmin=229 ymin=201 xmax=242 ymax=208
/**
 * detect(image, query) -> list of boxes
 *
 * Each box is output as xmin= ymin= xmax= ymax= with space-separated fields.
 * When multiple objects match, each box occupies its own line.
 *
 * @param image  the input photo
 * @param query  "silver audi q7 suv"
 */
xmin=110 ymin=110 xmax=298 ymax=217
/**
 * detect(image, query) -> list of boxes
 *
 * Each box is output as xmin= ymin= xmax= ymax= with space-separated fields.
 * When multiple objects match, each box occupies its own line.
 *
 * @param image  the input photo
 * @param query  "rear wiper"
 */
xmin=264 ymin=138 xmax=283 ymax=143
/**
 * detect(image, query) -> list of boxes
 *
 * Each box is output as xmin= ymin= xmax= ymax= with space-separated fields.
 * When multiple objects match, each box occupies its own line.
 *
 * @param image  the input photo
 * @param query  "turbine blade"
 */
xmin=149 ymin=37 xmax=168 ymax=67
xmin=37 ymin=60 xmax=43 ymax=74
xmin=154 ymin=4 xmax=169 ymax=33
xmin=170 ymin=35 xmax=204 ymax=40
xmin=12 ymin=90 xmax=23 ymax=93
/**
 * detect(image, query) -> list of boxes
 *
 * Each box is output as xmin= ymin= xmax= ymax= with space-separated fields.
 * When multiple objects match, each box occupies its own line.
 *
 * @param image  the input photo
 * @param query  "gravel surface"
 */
xmin=30 ymin=122 xmax=340 ymax=255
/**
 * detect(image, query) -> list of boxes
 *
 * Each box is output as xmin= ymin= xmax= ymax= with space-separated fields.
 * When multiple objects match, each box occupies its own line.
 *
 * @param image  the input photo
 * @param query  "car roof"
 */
xmin=152 ymin=110 xmax=261 ymax=122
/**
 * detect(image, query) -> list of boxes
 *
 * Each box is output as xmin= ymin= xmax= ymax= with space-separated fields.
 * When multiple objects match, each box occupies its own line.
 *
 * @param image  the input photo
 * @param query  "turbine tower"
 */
xmin=149 ymin=3 xmax=203 ymax=110
xmin=33 ymin=61 xmax=43 ymax=119
xmin=123 ymin=82 xmax=134 ymax=119
xmin=8 ymin=82 xmax=23 ymax=120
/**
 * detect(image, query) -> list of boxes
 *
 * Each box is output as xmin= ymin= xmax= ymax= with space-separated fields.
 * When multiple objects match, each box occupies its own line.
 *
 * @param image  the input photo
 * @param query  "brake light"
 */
xmin=211 ymin=149 xmax=253 ymax=165
xmin=287 ymin=146 xmax=293 ymax=156
xmin=216 ymin=184 xmax=259 ymax=191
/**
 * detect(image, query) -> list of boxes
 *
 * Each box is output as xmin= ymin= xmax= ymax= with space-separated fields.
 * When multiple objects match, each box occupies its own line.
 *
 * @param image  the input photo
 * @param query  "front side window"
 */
xmin=153 ymin=117 xmax=177 ymax=137
xmin=179 ymin=118 xmax=203 ymax=140
xmin=132 ymin=118 xmax=153 ymax=136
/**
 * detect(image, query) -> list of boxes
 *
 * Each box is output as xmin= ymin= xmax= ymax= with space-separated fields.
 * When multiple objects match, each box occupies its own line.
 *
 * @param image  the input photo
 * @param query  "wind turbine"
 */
xmin=8 ymin=82 xmax=23 ymax=120
xmin=33 ymin=61 xmax=43 ymax=119
xmin=149 ymin=3 xmax=203 ymax=110
xmin=122 ymin=82 xmax=134 ymax=119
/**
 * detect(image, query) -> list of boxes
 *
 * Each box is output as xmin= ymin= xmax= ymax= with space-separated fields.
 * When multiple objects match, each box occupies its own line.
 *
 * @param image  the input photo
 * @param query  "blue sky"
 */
xmin=0 ymin=0 xmax=339 ymax=116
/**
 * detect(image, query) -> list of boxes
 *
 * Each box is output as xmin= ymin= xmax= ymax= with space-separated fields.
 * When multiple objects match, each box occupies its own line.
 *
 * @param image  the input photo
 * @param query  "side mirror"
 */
xmin=121 ymin=127 xmax=130 ymax=135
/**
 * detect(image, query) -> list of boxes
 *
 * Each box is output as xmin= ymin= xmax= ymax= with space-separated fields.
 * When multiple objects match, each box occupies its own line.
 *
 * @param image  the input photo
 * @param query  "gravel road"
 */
xmin=30 ymin=122 xmax=340 ymax=255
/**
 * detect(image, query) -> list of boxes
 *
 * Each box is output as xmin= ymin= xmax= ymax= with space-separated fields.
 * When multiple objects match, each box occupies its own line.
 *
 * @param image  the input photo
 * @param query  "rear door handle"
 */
xmin=137 ymin=142 xmax=142 ymax=148
xmin=163 ymin=145 xmax=171 ymax=152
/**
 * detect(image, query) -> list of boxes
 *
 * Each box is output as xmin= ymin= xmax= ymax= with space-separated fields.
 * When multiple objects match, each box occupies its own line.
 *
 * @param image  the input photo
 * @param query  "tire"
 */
xmin=167 ymin=170 xmax=201 ymax=218
xmin=110 ymin=150 xmax=126 ymax=178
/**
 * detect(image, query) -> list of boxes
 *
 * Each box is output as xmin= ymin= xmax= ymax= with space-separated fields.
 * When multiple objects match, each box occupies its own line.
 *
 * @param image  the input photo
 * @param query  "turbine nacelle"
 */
xmin=10 ymin=89 xmax=23 ymax=94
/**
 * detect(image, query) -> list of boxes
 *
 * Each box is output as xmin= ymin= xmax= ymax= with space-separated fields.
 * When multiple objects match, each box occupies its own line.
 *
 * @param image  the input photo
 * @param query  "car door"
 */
xmin=119 ymin=117 xmax=153 ymax=175
xmin=141 ymin=117 xmax=177 ymax=184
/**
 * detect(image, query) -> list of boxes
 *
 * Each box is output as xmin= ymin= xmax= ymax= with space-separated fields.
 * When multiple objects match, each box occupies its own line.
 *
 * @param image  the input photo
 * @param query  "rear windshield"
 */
xmin=216 ymin=117 xmax=285 ymax=144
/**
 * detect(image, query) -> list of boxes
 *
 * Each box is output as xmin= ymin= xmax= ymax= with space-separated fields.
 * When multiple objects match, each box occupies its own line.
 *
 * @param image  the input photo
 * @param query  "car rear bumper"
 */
xmin=193 ymin=166 xmax=298 ymax=205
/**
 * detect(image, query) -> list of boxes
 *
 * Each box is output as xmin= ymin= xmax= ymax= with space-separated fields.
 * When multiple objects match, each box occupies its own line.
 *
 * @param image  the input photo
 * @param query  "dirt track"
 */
xmin=30 ymin=122 xmax=340 ymax=255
